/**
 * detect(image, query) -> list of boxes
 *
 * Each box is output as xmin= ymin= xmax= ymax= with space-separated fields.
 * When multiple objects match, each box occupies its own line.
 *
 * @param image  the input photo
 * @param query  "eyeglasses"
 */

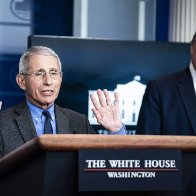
xmin=21 ymin=70 xmax=63 ymax=80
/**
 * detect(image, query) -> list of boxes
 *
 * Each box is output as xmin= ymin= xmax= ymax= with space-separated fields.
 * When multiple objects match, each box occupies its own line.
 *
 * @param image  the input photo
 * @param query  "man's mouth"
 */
xmin=41 ymin=90 xmax=54 ymax=96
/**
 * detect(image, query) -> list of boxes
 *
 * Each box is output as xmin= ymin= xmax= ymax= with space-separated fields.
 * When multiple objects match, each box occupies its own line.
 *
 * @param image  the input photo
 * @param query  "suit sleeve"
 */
xmin=136 ymin=80 xmax=162 ymax=135
xmin=85 ymin=115 xmax=96 ymax=134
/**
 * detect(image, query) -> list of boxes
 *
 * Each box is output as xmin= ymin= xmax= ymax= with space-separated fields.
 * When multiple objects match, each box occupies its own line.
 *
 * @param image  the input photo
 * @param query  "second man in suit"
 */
xmin=137 ymin=32 xmax=196 ymax=135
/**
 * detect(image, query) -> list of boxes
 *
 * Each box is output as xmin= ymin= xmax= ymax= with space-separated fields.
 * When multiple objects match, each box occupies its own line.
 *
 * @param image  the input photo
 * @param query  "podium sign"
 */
xmin=79 ymin=149 xmax=182 ymax=191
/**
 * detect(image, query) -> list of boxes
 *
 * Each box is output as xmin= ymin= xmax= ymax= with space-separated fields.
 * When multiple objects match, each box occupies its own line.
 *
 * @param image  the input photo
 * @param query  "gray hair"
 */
xmin=19 ymin=46 xmax=62 ymax=74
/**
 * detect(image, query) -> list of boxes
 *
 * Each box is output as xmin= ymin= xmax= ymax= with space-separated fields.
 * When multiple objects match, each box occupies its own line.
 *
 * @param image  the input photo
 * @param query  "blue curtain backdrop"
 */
xmin=155 ymin=0 xmax=170 ymax=41
xmin=33 ymin=0 xmax=73 ymax=35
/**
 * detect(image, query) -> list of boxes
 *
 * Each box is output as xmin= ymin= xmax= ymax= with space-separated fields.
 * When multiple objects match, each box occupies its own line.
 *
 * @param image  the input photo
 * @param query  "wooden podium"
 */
xmin=1 ymin=134 xmax=196 ymax=196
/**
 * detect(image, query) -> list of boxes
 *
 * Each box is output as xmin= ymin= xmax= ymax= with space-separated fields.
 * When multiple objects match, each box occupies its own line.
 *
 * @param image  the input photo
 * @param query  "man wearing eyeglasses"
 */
xmin=0 ymin=46 xmax=125 ymax=156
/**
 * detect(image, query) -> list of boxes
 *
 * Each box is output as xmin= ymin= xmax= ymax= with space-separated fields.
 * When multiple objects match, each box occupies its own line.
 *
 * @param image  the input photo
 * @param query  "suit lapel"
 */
xmin=177 ymin=67 xmax=196 ymax=133
xmin=55 ymin=105 xmax=70 ymax=134
xmin=15 ymin=100 xmax=37 ymax=142
xmin=15 ymin=101 xmax=71 ymax=136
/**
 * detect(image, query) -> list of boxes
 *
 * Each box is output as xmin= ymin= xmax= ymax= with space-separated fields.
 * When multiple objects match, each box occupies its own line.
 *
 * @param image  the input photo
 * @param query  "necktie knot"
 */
xmin=43 ymin=110 xmax=53 ymax=134
xmin=43 ymin=110 xmax=51 ymax=119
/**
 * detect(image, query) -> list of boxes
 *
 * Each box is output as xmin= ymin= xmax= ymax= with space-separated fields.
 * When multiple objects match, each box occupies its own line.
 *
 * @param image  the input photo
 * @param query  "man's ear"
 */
xmin=16 ymin=74 xmax=26 ymax=90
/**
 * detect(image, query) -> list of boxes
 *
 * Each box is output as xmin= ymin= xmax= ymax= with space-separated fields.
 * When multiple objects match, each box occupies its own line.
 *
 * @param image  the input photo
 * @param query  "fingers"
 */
xmin=113 ymin=91 xmax=119 ymax=106
xmin=90 ymin=89 xmax=111 ymax=108
xmin=90 ymin=91 xmax=101 ymax=110
xmin=97 ymin=89 xmax=107 ymax=107
xmin=91 ymin=108 xmax=101 ymax=120
xmin=90 ymin=89 xmax=119 ymax=109
xmin=103 ymin=89 xmax=113 ymax=106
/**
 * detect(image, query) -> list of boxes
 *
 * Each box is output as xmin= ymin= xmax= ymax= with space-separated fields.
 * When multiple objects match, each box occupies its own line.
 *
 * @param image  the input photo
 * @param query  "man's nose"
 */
xmin=43 ymin=73 xmax=53 ymax=84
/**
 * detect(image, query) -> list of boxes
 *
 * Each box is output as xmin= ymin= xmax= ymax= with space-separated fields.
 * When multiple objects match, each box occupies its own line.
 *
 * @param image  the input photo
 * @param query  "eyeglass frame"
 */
xmin=20 ymin=70 xmax=63 ymax=80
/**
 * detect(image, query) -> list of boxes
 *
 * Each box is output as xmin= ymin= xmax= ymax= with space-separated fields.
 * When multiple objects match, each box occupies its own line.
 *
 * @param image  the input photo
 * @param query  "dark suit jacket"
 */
xmin=0 ymin=100 xmax=95 ymax=156
xmin=137 ymin=66 xmax=196 ymax=135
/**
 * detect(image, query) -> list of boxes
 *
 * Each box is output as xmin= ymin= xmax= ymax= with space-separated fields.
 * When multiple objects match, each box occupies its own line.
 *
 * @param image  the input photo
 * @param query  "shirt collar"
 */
xmin=26 ymin=99 xmax=55 ymax=121
xmin=189 ymin=62 xmax=196 ymax=93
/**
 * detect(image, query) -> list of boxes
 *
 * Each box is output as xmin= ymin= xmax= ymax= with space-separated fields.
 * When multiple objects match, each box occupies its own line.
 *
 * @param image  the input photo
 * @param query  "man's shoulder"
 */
xmin=149 ymin=66 xmax=189 ymax=86
xmin=143 ymin=66 xmax=190 ymax=96
xmin=0 ymin=105 xmax=16 ymax=116
xmin=0 ymin=100 xmax=27 ymax=117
